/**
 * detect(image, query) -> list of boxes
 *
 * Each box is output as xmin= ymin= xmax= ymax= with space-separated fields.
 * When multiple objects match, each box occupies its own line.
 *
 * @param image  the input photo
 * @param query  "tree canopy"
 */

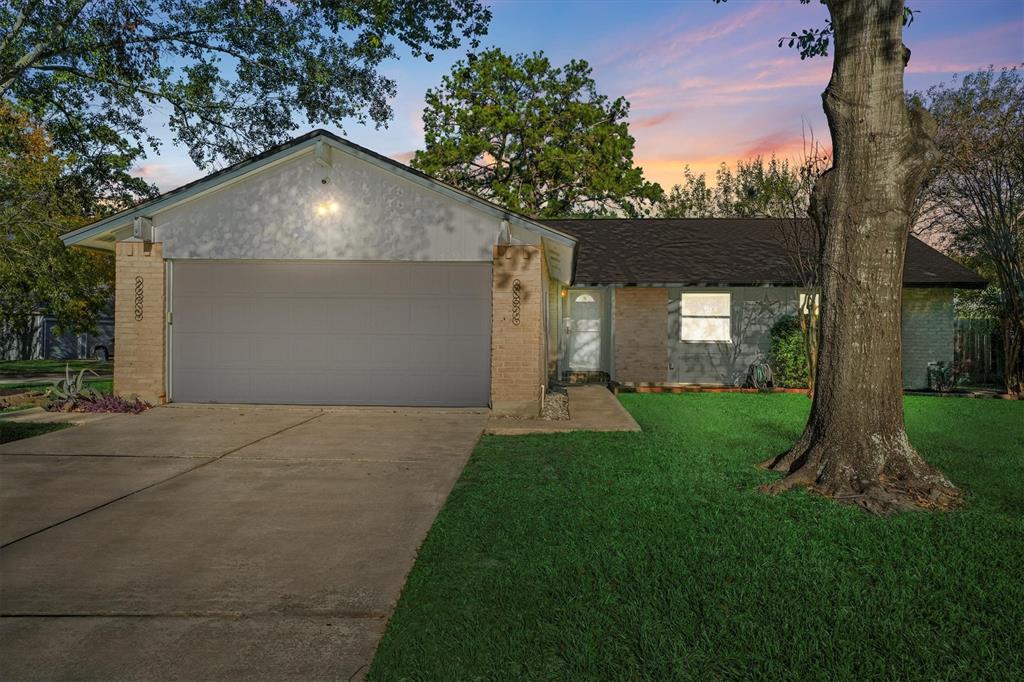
xmin=916 ymin=67 xmax=1024 ymax=396
xmin=659 ymin=155 xmax=822 ymax=219
xmin=412 ymin=48 xmax=663 ymax=218
xmin=1 ymin=0 xmax=491 ymax=204
xmin=0 ymin=104 xmax=113 ymax=358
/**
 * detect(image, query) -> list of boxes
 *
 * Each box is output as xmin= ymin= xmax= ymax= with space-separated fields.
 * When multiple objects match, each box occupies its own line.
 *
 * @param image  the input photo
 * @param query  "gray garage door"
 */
xmin=170 ymin=261 xmax=491 ymax=406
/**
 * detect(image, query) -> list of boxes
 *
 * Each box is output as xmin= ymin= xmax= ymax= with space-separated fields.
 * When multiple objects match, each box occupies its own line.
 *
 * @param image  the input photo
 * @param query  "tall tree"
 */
xmin=412 ymin=48 xmax=663 ymax=218
xmin=719 ymin=0 xmax=962 ymax=513
xmin=1 ymin=0 xmax=490 ymax=204
xmin=915 ymin=68 xmax=1023 ymax=399
xmin=0 ymin=104 xmax=113 ymax=359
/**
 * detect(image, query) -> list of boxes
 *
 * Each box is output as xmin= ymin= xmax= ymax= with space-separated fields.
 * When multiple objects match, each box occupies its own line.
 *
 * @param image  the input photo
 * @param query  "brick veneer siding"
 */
xmin=114 ymin=241 xmax=166 ymax=403
xmin=902 ymin=288 xmax=954 ymax=389
xmin=614 ymin=288 xmax=668 ymax=383
xmin=491 ymin=245 xmax=546 ymax=416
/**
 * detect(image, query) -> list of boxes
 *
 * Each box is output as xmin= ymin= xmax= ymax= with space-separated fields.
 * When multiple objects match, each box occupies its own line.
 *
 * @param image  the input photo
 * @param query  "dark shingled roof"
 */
xmin=538 ymin=218 xmax=987 ymax=288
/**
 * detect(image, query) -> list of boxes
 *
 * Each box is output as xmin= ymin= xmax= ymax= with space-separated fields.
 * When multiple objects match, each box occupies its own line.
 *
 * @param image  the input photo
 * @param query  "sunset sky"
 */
xmin=135 ymin=0 xmax=1024 ymax=193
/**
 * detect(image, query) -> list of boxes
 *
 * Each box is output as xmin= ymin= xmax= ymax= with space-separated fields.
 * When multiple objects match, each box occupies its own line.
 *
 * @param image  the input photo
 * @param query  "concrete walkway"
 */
xmin=485 ymin=385 xmax=641 ymax=435
xmin=0 ymin=404 xmax=486 ymax=680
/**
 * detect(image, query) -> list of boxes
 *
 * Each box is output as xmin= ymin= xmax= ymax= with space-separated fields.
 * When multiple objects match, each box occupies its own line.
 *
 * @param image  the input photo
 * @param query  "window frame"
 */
xmin=678 ymin=291 xmax=733 ymax=343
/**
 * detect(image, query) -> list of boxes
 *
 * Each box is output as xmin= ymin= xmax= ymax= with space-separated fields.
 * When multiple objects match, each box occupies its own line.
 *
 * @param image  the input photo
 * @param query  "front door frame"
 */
xmin=561 ymin=287 xmax=608 ymax=375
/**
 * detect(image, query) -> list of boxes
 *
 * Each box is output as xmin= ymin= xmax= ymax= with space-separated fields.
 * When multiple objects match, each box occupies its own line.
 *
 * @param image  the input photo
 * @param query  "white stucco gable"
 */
xmin=62 ymin=131 xmax=577 ymax=282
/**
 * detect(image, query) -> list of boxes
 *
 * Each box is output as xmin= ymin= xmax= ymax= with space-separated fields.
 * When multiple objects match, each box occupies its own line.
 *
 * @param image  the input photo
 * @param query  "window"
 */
xmin=798 ymin=292 xmax=820 ymax=316
xmin=680 ymin=292 xmax=731 ymax=342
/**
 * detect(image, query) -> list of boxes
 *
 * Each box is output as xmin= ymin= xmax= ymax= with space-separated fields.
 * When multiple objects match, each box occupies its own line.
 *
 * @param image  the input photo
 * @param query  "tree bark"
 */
xmin=764 ymin=0 xmax=961 ymax=514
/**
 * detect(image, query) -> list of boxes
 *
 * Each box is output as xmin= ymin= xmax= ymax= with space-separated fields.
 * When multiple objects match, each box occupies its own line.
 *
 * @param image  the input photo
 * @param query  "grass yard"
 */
xmin=369 ymin=393 xmax=1024 ymax=681
xmin=0 ymin=421 xmax=69 ymax=444
xmin=0 ymin=379 xmax=112 ymax=398
xmin=0 ymin=359 xmax=113 ymax=376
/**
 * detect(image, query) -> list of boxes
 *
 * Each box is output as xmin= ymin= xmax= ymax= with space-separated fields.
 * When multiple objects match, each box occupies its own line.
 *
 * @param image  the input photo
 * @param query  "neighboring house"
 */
xmin=1 ymin=312 xmax=114 ymax=361
xmin=60 ymin=130 xmax=985 ymax=413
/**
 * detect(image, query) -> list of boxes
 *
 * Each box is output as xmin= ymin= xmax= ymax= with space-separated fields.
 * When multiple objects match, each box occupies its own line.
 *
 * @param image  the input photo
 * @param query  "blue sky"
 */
xmin=135 ymin=0 xmax=1024 ymax=192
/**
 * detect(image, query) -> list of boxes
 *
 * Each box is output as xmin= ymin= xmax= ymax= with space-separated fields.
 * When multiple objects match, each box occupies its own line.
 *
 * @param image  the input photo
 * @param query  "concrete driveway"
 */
xmin=0 ymin=404 xmax=486 ymax=680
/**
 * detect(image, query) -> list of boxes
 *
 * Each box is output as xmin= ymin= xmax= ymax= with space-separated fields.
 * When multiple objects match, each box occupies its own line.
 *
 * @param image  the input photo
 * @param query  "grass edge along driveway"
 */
xmin=369 ymin=393 xmax=1024 ymax=681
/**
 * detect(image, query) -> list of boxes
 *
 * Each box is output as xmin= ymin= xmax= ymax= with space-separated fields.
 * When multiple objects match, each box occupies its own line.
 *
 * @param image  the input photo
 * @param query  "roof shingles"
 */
xmin=539 ymin=218 xmax=986 ymax=288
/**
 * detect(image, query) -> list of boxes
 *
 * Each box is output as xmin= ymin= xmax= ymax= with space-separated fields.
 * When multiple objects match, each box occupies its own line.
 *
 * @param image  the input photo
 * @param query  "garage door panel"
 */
xmin=450 ymin=302 xmax=490 ymax=336
xmin=448 ymin=266 xmax=492 ymax=297
xmin=209 ymin=333 xmax=254 ymax=368
xmin=329 ymin=335 xmax=376 ymax=369
xmin=171 ymin=261 xmax=490 ymax=406
xmin=406 ymin=336 xmax=451 ymax=370
xmin=410 ymin=300 xmax=450 ymax=335
xmin=370 ymin=300 xmax=412 ymax=334
xmin=170 ymin=298 xmax=213 ymax=334
xmin=407 ymin=266 xmax=452 ymax=295
xmin=447 ymin=336 xmax=489 ymax=370
xmin=248 ymin=298 xmax=297 ymax=332
xmin=369 ymin=264 xmax=412 ymax=294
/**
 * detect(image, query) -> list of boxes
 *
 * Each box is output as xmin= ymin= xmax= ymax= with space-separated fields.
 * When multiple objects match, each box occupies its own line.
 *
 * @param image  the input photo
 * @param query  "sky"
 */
xmin=135 ymin=0 xmax=1024 ymax=193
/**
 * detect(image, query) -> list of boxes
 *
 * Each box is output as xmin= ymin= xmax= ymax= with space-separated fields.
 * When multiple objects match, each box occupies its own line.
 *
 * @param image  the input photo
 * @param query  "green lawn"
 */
xmin=0 ymin=359 xmax=113 ymax=376
xmin=0 ymin=421 xmax=69 ymax=444
xmin=369 ymin=394 xmax=1024 ymax=681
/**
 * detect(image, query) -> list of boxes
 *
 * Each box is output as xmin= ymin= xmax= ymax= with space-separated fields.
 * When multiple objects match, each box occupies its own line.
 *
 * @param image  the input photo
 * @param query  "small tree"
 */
xmin=915 ymin=68 xmax=1023 ymax=399
xmin=412 ymin=48 xmax=663 ymax=218
xmin=660 ymin=147 xmax=828 ymax=392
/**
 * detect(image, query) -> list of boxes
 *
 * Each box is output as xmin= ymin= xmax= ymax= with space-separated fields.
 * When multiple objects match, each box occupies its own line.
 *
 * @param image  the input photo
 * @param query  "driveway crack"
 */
xmin=0 ymin=411 xmax=325 ymax=551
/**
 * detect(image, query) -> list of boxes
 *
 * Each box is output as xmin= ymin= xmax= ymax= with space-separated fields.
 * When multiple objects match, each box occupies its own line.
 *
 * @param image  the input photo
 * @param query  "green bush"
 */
xmin=769 ymin=315 xmax=809 ymax=388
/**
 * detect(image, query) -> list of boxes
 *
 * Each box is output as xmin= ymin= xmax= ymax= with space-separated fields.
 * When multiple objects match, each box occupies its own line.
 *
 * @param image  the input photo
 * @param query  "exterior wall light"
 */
xmin=315 ymin=201 xmax=340 ymax=216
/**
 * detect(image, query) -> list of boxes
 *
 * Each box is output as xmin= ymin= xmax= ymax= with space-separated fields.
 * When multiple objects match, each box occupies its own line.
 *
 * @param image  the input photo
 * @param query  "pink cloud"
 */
xmin=737 ymin=132 xmax=806 ymax=159
xmin=131 ymin=162 xmax=200 ymax=191
xmin=631 ymin=111 xmax=678 ymax=129
xmin=906 ymin=20 xmax=1024 ymax=74
xmin=389 ymin=150 xmax=415 ymax=165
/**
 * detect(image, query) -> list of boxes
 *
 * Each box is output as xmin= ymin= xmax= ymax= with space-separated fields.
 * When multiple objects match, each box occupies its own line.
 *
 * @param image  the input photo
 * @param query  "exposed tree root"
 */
xmin=759 ymin=431 xmax=963 ymax=515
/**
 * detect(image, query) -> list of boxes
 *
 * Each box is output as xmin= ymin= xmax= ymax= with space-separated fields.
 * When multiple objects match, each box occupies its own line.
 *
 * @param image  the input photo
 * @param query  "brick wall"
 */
xmin=902 ymin=288 xmax=954 ymax=389
xmin=491 ymin=245 xmax=546 ymax=416
xmin=614 ymin=288 xmax=668 ymax=383
xmin=114 ymin=241 xmax=166 ymax=403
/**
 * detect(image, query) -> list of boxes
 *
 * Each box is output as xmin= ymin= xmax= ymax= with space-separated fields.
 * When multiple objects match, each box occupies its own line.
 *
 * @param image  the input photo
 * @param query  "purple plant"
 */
xmin=72 ymin=395 xmax=151 ymax=414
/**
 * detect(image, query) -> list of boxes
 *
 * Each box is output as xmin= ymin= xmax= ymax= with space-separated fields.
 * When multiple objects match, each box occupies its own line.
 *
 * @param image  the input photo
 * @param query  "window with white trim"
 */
xmin=679 ymin=292 xmax=731 ymax=342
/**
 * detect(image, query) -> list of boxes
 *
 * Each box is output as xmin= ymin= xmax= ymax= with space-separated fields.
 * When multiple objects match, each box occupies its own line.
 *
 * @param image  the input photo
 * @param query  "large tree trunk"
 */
xmin=764 ymin=0 xmax=961 ymax=514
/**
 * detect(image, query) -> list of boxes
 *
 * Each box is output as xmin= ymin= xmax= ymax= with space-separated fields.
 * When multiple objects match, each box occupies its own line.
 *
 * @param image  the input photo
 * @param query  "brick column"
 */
xmin=491 ymin=245 xmax=546 ymax=416
xmin=114 ymin=241 xmax=166 ymax=404
xmin=614 ymin=288 xmax=668 ymax=383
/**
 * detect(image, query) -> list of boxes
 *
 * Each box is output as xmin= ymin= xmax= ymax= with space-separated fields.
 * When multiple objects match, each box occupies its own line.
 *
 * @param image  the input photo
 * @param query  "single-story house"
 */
xmin=1 ymin=310 xmax=114 ymax=362
xmin=61 ymin=130 xmax=985 ymax=414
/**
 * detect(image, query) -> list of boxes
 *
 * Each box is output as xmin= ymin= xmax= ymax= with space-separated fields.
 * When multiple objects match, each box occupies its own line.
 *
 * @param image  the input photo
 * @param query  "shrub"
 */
xmin=769 ymin=315 xmax=809 ymax=388
xmin=75 ymin=394 xmax=150 ymax=414
xmin=928 ymin=361 xmax=971 ymax=393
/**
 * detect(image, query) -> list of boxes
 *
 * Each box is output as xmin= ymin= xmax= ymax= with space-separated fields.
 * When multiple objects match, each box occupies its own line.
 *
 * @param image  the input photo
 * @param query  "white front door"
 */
xmin=566 ymin=289 xmax=603 ymax=371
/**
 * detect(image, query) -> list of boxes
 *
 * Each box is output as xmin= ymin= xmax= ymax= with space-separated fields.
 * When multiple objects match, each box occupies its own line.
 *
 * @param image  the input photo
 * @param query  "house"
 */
xmin=61 ymin=130 xmax=985 ymax=414
xmin=539 ymin=219 xmax=985 ymax=391
xmin=1 ymin=311 xmax=114 ymax=362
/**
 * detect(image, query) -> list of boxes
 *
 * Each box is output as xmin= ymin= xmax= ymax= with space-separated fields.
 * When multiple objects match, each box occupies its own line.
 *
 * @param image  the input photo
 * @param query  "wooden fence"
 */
xmin=954 ymin=319 xmax=1004 ymax=386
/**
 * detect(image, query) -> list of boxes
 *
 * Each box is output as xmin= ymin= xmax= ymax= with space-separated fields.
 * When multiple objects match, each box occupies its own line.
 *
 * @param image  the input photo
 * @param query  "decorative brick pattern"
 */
xmin=614 ymin=288 xmax=668 ymax=383
xmin=901 ymin=288 xmax=954 ymax=389
xmin=491 ymin=245 xmax=546 ymax=416
xmin=114 ymin=241 xmax=166 ymax=403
